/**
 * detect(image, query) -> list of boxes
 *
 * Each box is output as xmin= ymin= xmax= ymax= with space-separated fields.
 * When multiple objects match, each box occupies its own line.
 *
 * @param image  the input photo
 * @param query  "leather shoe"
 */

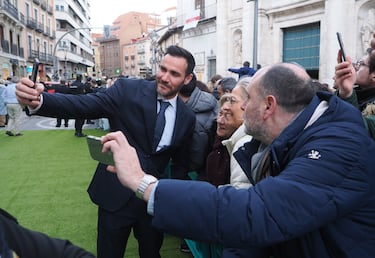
xmin=5 ymin=131 xmax=14 ymax=136
xmin=75 ymin=132 xmax=86 ymax=137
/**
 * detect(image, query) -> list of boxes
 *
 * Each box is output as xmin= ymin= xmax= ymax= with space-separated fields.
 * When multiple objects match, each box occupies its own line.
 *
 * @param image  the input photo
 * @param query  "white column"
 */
xmin=320 ymin=0 xmax=353 ymax=83
xmin=216 ymin=0 xmax=229 ymax=75
xmin=242 ymin=1 xmax=253 ymax=65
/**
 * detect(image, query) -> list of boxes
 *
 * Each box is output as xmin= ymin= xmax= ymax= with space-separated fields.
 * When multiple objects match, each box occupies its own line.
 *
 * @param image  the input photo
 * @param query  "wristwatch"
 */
xmin=136 ymin=174 xmax=158 ymax=200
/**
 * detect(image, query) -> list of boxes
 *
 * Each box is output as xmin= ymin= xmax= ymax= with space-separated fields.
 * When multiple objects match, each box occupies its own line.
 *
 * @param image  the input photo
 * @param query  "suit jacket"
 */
xmin=37 ymin=78 xmax=195 ymax=211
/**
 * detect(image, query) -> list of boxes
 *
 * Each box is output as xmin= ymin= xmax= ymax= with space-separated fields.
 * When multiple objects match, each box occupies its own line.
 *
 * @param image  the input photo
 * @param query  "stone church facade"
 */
xmin=175 ymin=0 xmax=375 ymax=84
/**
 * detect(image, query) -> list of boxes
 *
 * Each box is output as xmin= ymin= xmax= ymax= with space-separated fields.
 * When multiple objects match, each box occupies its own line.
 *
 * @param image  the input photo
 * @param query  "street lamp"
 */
xmin=52 ymin=27 xmax=98 ymax=81
xmin=149 ymin=30 xmax=159 ymax=75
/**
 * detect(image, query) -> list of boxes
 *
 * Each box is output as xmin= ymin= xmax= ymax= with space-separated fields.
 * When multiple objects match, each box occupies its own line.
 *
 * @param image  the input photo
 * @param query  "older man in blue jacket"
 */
xmin=101 ymin=62 xmax=375 ymax=258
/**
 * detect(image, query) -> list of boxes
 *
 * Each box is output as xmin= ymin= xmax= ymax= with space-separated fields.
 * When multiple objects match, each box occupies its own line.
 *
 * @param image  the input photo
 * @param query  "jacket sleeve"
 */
xmin=151 ymin=128 xmax=374 ymax=248
xmin=0 ymin=210 xmax=95 ymax=258
xmin=229 ymin=135 xmax=253 ymax=189
xmin=228 ymin=68 xmax=241 ymax=74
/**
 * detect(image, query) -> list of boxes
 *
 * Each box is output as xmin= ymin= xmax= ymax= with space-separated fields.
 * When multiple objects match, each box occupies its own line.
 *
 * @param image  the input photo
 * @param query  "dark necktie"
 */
xmin=153 ymin=100 xmax=170 ymax=151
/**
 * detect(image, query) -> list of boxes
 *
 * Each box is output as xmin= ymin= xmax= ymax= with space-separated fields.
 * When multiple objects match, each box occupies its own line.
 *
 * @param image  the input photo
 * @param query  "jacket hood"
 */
xmin=187 ymin=87 xmax=218 ymax=114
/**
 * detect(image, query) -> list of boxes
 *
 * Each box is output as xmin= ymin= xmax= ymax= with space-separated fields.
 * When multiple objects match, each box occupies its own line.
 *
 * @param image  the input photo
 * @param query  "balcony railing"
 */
xmin=11 ymin=44 xmax=18 ymax=56
xmin=2 ymin=0 xmax=19 ymax=21
xmin=1 ymin=40 xmax=24 ymax=57
xmin=47 ymin=5 xmax=53 ymax=15
xmin=26 ymin=17 xmax=37 ymax=29
xmin=36 ymin=22 xmax=44 ymax=33
xmin=41 ymin=0 xmax=47 ymax=10
xmin=1 ymin=40 xmax=10 ymax=53
xmin=49 ymin=30 xmax=56 ymax=39
xmin=28 ymin=49 xmax=54 ymax=64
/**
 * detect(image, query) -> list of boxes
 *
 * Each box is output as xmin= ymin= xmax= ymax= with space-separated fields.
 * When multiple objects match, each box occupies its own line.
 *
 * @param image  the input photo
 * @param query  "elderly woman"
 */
xmin=206 ymin=77 xmax=252 ymax=188
xmin=187 ymin=77 xmax=254 ymax=258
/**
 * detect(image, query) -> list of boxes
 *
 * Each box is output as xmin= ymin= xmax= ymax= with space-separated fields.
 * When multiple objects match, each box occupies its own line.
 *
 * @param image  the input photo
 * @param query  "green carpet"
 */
xmin=0 ymin=129 xmax=191 ymax=257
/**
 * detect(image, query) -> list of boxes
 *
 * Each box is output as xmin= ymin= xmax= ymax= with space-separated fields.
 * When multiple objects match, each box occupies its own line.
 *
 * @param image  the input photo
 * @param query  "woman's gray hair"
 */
xmin=235 ymin=76 xmax=251 ymax=101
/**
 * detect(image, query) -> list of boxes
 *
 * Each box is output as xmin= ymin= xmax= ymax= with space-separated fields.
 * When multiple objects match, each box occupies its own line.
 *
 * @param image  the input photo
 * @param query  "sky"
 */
xmin=89 ymin=0 xmax=177 ymax=31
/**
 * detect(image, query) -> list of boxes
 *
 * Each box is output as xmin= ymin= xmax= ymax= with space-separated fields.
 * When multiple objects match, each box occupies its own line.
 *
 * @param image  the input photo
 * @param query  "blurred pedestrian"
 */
xmin=228 ymin=61 xmax=256 ymax=79
xmin=3 ymin=77 xmax=22 ymax=136
xmin=0 ymin=79 xmax=7 ymax=127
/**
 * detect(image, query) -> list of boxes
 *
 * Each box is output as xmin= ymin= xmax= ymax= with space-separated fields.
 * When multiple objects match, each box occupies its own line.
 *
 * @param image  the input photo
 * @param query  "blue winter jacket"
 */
xmin=228 ymin=66 xmax=256 ymax=79
xmin=150 ymin=92 xmax=375 ymax=258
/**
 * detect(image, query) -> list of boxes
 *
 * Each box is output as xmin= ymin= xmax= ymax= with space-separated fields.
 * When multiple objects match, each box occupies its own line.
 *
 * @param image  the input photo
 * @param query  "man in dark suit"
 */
xmin=15 ymin=45 xmax=196 ymax=258
xmin=70 ymin=74 xmax=86 ymax=137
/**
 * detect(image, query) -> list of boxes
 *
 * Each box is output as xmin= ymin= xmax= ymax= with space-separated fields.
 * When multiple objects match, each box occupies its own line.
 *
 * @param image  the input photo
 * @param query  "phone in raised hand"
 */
xmin=30 ymin=58 xmax=39 ymax=85
xmin=336 ymin=32 xmax=346 ymax=62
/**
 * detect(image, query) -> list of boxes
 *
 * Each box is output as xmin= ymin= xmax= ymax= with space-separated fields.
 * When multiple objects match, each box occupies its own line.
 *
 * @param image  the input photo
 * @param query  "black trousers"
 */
xmin=56 ymin=118 xmax=69 ymax=126
xmin=74 ymin=118 xmax=85 ymax=133
xmin=97 ymin=196 xmax=163 ymax=258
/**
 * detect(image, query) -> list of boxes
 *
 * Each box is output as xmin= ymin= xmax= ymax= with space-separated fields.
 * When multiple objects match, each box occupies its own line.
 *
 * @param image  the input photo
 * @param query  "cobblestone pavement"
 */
xmin=0 ymin=112 xmax=97 ymax=132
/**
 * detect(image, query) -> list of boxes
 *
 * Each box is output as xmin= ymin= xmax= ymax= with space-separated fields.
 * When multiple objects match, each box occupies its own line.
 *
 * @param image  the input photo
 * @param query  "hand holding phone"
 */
xmin=336 ymin=32 xmax=346 ymax=62
xmin=31 ymin=58 xmax=39 ymax=86
xmin=86 ymin=135 xmax=114 ymax=166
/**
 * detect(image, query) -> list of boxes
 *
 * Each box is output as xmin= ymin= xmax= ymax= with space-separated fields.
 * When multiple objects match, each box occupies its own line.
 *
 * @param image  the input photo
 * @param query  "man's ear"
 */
xmin=183 ymin=73 xmax=193 ymax=85
xmin=263 ymin=95 xmax=276 ymax=118
xmin=370 ymin=72 xmax=375 ymax=85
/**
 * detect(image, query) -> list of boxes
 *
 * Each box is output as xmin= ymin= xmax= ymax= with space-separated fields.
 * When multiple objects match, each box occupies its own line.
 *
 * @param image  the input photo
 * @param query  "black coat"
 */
xmin=37 ymin=78 xmax=196 ymax=211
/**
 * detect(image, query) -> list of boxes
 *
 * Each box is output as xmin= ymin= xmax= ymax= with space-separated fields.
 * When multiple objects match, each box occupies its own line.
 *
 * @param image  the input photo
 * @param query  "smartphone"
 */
xmin=86 ymin=135 xmax=114 ymax=166
xmin=31 ymin=58 xmax=39 ymax=84
xmin=336 ymin=32 xmax=346 ymax=62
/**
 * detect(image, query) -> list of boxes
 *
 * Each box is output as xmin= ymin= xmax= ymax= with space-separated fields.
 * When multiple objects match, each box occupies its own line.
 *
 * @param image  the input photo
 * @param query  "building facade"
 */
xmin=54 ymin=0 xmax=93 ymax=80
xmin=0 ymin=0 xmax=56 ymax=81
xmin=163 ymin=0 xmax=375 ymax=85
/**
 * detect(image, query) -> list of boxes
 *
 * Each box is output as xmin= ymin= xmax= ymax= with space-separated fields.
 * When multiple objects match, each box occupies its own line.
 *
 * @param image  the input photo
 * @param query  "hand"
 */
xmin=334 ymin=51 xmax=356 ymax=99
xmin=101 ymin=131 xmax=145 ymax=193
xmin=16 ymin=78 xmax=44 ymax=108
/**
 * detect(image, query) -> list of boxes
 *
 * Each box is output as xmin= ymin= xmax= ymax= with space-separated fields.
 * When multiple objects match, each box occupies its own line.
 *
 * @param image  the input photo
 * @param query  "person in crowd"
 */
xmin=204 ymin=93 xmax=242 ymax=187
xmin=208 ymin=74 xmax=223 ymax=93
xmin=101 ymin=62 xmax=375 ymax=258
xmin=334 ymin=47 xmax=375 ymax=138
xmin=216 ymin=77 xmax=237 ymax=99
xmin=3 ymin=77 xmax=22 ymax=136
xmin=228 ymin=61 xmax=256 ymax=80
xmin=54 ymin=79 xmax=70 ymax=128
xmin=335 ymin=48 xmax=375 ymax=110
xmin=15 ymin=45 xmax=196 ymax=258
xmin=174 ymin=73 xmax=218 ymax=254
xmin=196 ymin=79 xmax=212 ymax=93
xmin=0 ymin=208 xmax=95 ymax=258
xmin=69 ymin=74 xmax=87 ymax=137
xmin=0 ymin=79 xmax=7 ymax=127
xmin=84 ymin=77 xmax=95 ymax=125
xmin=185 ymin=79 xmax=254 ymax=258
xmin=221 ymin=77 xmax=253 ymax=190
xmin=173 ymin=73 xmax=218 ymax=180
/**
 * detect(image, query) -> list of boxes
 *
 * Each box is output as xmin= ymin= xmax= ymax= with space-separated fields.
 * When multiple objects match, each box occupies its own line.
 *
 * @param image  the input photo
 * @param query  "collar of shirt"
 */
xmin=157 ymin=95 xmax=178 ymax=110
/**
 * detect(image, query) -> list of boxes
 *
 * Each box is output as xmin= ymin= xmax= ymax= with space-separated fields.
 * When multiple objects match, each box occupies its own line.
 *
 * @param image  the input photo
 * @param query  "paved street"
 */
xmin=0 ymin=112 xmax=97 ymax=131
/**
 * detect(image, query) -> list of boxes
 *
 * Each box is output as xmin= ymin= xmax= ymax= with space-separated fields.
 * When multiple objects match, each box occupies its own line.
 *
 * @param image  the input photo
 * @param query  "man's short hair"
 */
xmin=258 ymin=64 xmax=315 ymax=113
xmin=219 ymin=77 xmax=237 ymax=92
xmin=179 ymin=73 xmax=197 ymax=97
xmin=165 ymin=45 xmax=195 ymax=75
xmin=243 ymin=61 xmax=250 ymax=67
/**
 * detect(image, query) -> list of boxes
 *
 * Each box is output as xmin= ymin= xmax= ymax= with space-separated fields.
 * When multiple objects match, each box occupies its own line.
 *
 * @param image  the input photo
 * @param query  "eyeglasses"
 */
xmin=220 ymin=95 xmax=239 ymax=104
xmin=354 ymin=60 xmax=369 ymax=71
